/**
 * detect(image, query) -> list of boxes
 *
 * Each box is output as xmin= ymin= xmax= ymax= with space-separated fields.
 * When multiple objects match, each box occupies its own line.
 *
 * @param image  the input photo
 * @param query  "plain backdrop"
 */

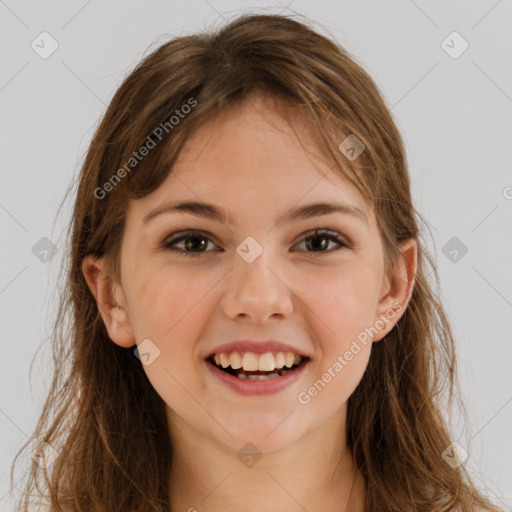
xmin=1 ymin=1 xmax=511 ymax=510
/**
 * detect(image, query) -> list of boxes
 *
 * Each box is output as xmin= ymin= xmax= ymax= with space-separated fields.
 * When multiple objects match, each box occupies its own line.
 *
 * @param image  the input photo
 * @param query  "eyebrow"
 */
xmin=142 ymin=200 xmax=368 ymax=227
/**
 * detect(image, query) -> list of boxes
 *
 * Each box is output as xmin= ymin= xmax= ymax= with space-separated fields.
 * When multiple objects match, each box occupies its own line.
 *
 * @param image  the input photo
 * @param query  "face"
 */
xmin=85 ymin=95 xmax=415 ymax=454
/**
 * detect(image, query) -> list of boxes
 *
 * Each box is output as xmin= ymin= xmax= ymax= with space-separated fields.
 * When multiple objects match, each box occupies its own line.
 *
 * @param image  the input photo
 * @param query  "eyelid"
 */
xmin=160 ymin=229 xmax=219 ymax=254
xmin=160 ymin=227 xmax=353 ymax=257
xmin=294 ymin=228 xmax=352 ymax=250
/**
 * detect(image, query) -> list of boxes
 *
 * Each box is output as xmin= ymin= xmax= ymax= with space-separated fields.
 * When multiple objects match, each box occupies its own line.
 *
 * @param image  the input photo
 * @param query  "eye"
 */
xmin=293 ymin=228 xmax=351 ymax=254
xmin=161 ymin=229 xmax=218 ymax=258
xmin=160 ymin=228 xmax=351 ymax=258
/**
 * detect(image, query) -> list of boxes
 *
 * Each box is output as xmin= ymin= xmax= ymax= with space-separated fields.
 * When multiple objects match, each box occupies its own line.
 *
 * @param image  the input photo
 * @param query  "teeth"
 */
xmin=258 ymin=352 xmax=275 ymax=371
xmin=285 ymin=352 xmax=295 ymax=368
xmin=246 ymin=373 xmax=280 ymax=380
xmin=229 ymin=351 xmax=243 ymax=370
xmin=212 ymin=350 xmax=304 ymax=371
xmin=220 ymin=353 xmax=230 ymax=368
xmin=242 ymin=352 xmax=260 ymax=371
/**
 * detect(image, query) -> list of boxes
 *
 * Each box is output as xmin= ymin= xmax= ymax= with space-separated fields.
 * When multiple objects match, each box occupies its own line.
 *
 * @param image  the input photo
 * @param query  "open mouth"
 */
xmin=206 ymin=352 xmax=309 ymax=380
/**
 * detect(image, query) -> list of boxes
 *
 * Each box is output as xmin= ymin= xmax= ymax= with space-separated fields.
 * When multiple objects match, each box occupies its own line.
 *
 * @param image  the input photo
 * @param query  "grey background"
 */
xmin=1 ymin=1 xmax=511 ymax=510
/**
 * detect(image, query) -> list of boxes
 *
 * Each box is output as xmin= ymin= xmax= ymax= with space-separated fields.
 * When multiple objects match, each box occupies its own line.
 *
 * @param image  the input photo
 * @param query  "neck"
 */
xmin=167 ymin=408 xmax=365 ymax=512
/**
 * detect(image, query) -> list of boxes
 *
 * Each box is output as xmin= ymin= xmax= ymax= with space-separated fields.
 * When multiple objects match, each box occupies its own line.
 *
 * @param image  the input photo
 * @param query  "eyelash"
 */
xmin=160 ymin=228 xmax=351 ymax=258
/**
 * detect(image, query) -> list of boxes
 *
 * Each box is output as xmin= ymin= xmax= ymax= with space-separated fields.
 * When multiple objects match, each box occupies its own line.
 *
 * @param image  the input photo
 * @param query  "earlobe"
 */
xmin=373 ymin=237 xmax=417 ymax=342
xmin=81 ymin=255 xmax=136 ymax=348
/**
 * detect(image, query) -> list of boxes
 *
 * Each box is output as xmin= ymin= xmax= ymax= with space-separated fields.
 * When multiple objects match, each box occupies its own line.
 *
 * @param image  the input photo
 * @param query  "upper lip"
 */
xmin=205 ymin=340 xmax=310 ymax=359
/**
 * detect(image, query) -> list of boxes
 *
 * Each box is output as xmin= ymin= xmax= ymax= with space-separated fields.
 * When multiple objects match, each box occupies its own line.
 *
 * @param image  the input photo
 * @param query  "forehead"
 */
xmin=174 ymin=96 xmax=335 ymax=178
xmin=131 ymin=97 xmax=372 ymax=228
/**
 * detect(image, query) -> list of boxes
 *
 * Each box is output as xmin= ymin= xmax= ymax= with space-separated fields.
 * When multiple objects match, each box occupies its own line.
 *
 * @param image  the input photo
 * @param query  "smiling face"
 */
xmin=83 ymin=94 xmax=416 ymax=454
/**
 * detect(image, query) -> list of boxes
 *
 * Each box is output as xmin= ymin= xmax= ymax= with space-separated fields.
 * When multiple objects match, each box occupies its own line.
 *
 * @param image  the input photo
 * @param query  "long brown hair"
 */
xmin=10 ymin=12 xmax=502 ymax=512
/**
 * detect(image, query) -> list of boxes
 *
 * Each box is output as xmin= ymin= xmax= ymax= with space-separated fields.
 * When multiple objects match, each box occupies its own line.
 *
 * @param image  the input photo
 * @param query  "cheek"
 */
xmin=127 ymin=268 xmax=212 ymax=414
xmin=299 ymin=262 xmax=381 ymax=339
xmin=299 ymin=271 xmax=375 ymax=413
xmin=297 ymin=264 xmax=378 ymax=397
xmin=124 ymin=266 xmax=209 ymax=382
xmin=128 ymin=265 xmax=212 ymax=340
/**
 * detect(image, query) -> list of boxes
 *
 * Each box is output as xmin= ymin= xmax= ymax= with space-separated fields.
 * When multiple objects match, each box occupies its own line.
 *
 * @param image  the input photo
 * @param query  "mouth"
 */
xmin=205 ymin=351 xmax=310 ymax=380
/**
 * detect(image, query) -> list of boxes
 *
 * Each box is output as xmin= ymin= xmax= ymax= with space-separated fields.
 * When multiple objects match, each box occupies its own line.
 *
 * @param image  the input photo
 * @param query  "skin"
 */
xmin=83 ymin=94 xmax=417 ymax=512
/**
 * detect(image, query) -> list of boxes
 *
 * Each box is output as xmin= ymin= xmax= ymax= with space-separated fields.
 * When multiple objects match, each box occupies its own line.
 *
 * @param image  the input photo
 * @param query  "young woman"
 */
xmin=10 ymin=12 xmax=502 ymax=512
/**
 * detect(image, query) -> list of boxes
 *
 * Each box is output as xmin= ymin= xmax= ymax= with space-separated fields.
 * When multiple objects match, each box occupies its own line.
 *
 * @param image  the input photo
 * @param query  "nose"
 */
xmin=220 ymin=249 xmax=294 ymax=322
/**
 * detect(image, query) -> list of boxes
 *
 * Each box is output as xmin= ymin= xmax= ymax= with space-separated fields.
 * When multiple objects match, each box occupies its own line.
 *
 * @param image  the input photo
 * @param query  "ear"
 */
xmin=372 ymin=237 xmax=417 ymax=342
xmin=81 ymin=255 xmax=136 ymax=348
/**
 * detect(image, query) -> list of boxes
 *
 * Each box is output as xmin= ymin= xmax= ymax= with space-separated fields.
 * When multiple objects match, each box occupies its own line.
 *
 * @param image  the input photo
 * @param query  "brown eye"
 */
xmin=294 ymin=229 xmax=350 ymax=254
xmin=162 ymin=230 xmax=217 ymax=257
xmin=161 ymin=228 xmax=350 ymax=258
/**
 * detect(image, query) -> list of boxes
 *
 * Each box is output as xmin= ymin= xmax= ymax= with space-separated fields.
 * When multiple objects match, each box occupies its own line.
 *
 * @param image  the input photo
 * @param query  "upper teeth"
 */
xmin=213 ymin=351 xmax=303 ymax=371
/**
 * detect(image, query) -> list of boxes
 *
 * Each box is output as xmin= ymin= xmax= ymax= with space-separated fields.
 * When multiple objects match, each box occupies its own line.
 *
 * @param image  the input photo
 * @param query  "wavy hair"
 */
xmin=10 ymin=12 xmax=502 ymax=512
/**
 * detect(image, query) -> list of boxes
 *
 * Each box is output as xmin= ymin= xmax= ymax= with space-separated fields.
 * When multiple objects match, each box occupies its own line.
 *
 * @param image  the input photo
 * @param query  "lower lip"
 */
xmin=204 ymin=359 xmax=310 ymax=396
